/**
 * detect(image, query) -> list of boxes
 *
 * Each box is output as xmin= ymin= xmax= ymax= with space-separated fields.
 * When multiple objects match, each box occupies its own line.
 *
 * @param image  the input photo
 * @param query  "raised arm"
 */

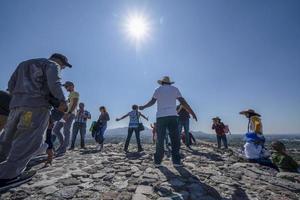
xmin=177 ymin=97 xmax=197 ymax=121
xmin=139 ymin=98 xmax=157 ymax=110
xmin=139 ymin=112 xmax=149 ymax=121
xmin=116 ymin=113 xmax=129 ymax=121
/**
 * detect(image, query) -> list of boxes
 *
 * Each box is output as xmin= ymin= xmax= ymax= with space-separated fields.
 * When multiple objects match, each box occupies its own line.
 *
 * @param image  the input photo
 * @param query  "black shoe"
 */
xmin=0 ymin=170 xmax=36 ymax=191
xmin=68 ymin=148 xmax=74 ymax=151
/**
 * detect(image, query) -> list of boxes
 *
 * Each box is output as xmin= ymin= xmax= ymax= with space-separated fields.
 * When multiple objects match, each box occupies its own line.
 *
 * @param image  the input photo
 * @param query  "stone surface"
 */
xmin=0 ymin=141 xmax=299 ymax=200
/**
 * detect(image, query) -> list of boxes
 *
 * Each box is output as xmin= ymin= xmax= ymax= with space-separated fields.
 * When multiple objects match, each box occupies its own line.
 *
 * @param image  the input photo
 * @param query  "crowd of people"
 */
xmin=0 ymin=53 xmax=299 ymax=188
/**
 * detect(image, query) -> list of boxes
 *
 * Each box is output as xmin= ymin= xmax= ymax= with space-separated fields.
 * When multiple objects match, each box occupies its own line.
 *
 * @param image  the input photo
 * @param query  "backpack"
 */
xmin=223 ymin=125 xmax=230 ymax=134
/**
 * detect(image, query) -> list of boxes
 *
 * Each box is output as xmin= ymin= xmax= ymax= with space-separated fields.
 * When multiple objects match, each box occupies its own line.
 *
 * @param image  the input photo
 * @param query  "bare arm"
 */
xmin=68 ymin=98 xmax=79 ymax=113
xmin=116 ymin=113 xmax=129 ymax=121
xmin=178 ymin=97 xmax=197 ymax=121
xmin=139 ymin=98 xmax=157 ymax=110
xmin=139 ymin=112 xmax=149 ymax=121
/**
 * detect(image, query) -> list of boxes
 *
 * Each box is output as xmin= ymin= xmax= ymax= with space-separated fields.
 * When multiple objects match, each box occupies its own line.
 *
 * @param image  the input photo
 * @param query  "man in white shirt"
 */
xmin=139 ymin=76 xmax=197 ymax=167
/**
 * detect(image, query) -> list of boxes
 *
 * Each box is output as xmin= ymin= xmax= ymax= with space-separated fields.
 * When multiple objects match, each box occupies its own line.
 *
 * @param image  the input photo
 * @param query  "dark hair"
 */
xmin=79 ymin=102 xmax=84 ymax=106
xmin=100 ymin=106 xmax=107 ymax=113
xmin=132 ymin=105 xmax=138 ymax=110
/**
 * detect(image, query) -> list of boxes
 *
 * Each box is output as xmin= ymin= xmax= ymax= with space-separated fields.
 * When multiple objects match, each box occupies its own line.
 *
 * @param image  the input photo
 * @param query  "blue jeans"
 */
xmin=95 ymin=125 xmax=107 ymax=144
xmin=53 ymin=114 xmax=75 ymax=153
xmin=178 ymin=119 xmax=190 ymax=146
xmin=71 ymin=122 xmax=87 ymax=148
xmin=155 ymin=116 xmax=180 ymax=164
xmin=217 ymin=135 xmax=228 ymax=149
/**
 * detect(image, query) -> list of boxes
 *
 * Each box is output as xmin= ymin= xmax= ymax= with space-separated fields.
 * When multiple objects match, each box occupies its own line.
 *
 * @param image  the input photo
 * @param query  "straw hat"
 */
xmin=158 ymin=76 xmax=175 ymax=85
xmin=239 ymin=109 xmax=261 ymax=117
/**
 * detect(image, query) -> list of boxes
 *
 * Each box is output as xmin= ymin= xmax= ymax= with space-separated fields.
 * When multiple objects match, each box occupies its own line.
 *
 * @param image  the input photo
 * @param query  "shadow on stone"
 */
xmin=231 ymin=186 xmax=250 ymax=200
xmin=188 ymin=149 xmax=224 ymax=162
xmin=158 ymin=166 xmax=223 ymax=200
xmin=125 ymin=152 xmax=144 ymax=160
xmin=80 ymin=149 xmax=100 ymax=155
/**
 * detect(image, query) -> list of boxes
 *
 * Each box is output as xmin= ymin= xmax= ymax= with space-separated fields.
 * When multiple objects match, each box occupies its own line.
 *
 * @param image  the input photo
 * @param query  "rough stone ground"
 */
xmin=0 ymin=141 xmax=299 ymax=200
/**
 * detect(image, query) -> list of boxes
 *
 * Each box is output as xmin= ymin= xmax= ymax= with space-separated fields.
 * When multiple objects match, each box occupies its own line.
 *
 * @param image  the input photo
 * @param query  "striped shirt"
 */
xmin=74 ymin=110 xmax=91 ymax=124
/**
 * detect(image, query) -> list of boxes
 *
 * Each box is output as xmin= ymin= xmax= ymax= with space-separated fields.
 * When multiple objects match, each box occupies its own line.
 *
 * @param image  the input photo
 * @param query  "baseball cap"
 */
xmin=63 ymin=81 xmax=74 ymax=87
xmin=50 ymin=53 xmax=72 ymax=68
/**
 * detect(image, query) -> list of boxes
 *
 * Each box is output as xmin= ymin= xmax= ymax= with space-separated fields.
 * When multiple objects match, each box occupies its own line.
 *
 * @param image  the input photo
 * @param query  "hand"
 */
xmin=63 ymin=114 xmax=69 ymax=121
xmin=193 ymin=115 xmax=198 ymax=122
xmin=58 ymin=101 xmax=67 ymax=112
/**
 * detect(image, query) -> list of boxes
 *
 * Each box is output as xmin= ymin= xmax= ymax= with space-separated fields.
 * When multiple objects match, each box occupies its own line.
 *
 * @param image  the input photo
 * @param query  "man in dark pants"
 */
xmin=70 ymin=102 xmax=91 ymax=150
xmin=139 ymin=76 xmax=197 ymax=167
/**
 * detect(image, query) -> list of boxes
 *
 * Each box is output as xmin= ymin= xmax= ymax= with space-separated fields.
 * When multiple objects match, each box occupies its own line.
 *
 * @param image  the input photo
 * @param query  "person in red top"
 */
xmin=212 ymin=117 xmax=228 ymax=149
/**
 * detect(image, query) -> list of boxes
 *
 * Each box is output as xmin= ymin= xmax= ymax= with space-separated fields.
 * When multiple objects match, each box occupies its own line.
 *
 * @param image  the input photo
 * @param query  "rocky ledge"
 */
xmin=0 ymin=141 xmax=299 ymax=200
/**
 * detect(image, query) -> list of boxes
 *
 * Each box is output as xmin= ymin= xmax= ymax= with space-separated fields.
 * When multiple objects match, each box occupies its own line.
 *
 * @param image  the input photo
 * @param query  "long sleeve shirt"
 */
xmin=8 ymin=58 xmax=65 ymax=109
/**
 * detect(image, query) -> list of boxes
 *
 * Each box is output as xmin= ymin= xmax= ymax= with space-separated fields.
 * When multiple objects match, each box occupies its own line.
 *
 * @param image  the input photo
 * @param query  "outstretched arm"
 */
xmin=178 ymin=97 xmax=198 ymax=121
xmin=139 ymin=112 xmax=149 ymax=121
xmin=139 ymin=98 xmax=157 ymax=110
xmin=116 ymin=113 xmax=129 ymax=121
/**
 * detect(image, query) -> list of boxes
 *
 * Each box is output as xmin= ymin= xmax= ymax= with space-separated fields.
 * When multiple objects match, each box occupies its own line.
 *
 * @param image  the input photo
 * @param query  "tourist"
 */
xmin=53 ymin=81 xmax=79 ymax=155
xmin=94 ymin=106 xmax=110 ymax=151
xmin=0 ymin=53 xmax=69 ymax=185
xmin=70 ymin=102 xmax=91 ymax=150
xmin=139 ymin=76 xmax=197 ymax=167
xmin=239 ymin=109 xmax=263 ymax=134
xmin=116 ymin=105 xmax=148 ymax=152
xmin=181 ymin=132 xmax=196 ymax=146
xmin=240 ymin=110 xmax=277 ymax=169
xmin=212 ymin=117 xmax=228 ymax=149
xmin=271 ymin=141 xmax=299 ymax=173
xmin=0 ymin=90 xmax=11 ymax=133
xmin=177 ymin=104 xmax=191 ymax=147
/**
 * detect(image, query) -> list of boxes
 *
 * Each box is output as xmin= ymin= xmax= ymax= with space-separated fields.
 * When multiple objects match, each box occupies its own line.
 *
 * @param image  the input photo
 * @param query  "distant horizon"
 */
xmin=104 ymin=126 xmax=300 ymax=135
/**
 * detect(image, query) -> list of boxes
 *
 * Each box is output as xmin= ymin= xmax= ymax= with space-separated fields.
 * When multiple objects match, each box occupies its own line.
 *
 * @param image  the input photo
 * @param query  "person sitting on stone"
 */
xmin=240 ymin=109 xmax=279 ymax=169
xmin=271 ymin=141 xmax=299 ymax=173
xmin=116 ymin=105 xmax=148 ymax=153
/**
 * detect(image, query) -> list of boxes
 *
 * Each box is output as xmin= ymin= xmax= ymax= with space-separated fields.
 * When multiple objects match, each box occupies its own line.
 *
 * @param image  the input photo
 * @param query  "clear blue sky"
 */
xmin=0 ymin=0 xmax=299 ymax=134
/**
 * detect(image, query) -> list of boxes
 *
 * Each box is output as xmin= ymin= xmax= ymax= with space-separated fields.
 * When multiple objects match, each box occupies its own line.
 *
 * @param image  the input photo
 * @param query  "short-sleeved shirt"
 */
xmin=67 ymin=91 xmax=79 ymax=114
xmin=152 ymin=85 xmax=182 ymax=118
xmin=128 ymin=110 xmax=140 ymax=128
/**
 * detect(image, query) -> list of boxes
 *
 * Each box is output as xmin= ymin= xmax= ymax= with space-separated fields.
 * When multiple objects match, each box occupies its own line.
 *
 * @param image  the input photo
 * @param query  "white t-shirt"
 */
xmin=152 ymin=85 xmax=182 ymax=118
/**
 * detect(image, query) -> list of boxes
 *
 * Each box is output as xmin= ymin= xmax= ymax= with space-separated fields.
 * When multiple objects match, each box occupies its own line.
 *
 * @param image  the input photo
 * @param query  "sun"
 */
xmin=125 ymin=14 xmax=150 ymax=42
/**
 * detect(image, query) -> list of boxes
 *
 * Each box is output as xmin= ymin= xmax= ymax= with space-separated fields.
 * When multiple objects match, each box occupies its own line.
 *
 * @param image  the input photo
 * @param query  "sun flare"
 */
xmin=125 ymin=14 xmax=150 ymax=42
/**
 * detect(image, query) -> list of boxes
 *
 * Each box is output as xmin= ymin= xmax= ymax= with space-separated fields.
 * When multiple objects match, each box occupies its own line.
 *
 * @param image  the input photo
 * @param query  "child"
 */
xmin=271 ymin=141 xmax=299 ymax=173
xmin=150 ymin=123 xmax=157 ymax=144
